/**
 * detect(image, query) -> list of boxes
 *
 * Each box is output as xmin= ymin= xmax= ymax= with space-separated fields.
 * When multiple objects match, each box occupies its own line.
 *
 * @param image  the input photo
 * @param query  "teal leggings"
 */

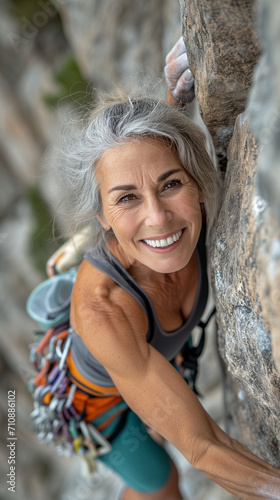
xmin=96 ymin=409 xmax=172 ymax=493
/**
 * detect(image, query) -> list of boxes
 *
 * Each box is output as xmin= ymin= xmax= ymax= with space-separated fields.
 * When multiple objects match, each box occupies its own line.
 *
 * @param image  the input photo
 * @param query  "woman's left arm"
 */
xmin=74 ymin=275 xmax=280 ymax=500
xmin=110 ymin=344 xmax=280 ymax=500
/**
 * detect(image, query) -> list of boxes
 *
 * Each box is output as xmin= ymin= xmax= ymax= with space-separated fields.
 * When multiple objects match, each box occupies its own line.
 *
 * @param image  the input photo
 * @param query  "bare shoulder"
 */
xmin=70 ymin=258 xmax=148 ymax=343
xmin=70 ymin=259 xmax=149 ymax=376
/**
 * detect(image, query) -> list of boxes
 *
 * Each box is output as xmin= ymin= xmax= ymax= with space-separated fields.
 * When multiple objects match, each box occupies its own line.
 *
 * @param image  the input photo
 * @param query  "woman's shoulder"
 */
xmin=71 ymin=258 xmax=148 ymax=338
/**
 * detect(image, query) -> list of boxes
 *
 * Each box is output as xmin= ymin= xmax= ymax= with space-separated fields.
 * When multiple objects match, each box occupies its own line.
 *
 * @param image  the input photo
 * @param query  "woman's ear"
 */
xmin=96 ymin=214 xmax=111 ymax=231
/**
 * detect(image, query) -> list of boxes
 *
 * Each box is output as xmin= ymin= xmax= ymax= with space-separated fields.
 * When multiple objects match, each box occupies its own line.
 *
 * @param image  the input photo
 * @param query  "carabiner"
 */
xmin=59 ymin=335 xmax=72 ymax=371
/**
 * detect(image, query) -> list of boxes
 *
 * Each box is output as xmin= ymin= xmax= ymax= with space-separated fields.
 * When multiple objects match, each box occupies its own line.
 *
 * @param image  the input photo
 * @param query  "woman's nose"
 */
xmin=144 ymin=197 xmax=173 ymax=228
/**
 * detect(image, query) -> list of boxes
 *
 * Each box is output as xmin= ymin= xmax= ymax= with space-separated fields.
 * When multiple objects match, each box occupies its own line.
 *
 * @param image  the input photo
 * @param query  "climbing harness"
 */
xmin=27 ymin=267 xmax=113 ymax=472
xmin=180 ymin=306 xmax=216 ymax=395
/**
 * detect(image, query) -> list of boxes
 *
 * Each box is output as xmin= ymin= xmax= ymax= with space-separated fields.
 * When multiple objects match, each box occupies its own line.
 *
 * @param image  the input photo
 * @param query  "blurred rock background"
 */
xmin=1 ymin=0 xmax=280 ymax=499
xmin=0 ymin=2 xmax=182 ymax=499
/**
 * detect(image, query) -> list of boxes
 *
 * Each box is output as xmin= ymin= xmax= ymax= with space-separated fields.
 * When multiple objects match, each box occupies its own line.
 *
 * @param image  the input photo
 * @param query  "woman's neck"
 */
xmin=105 ymin=235 xmax=196 ymax=285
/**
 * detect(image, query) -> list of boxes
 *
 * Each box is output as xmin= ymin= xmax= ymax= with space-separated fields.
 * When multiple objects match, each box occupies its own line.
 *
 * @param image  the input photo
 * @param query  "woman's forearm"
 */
xmin=110 ymin=346 xmax=280 ymax=499
xmin=194 ymin=431 xmax=280 ymax=499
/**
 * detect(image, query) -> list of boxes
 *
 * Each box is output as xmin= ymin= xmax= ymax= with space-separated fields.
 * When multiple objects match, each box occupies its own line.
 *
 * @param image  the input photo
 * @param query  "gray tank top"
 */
xmin=70 ymin=225 xmax=208 ymax=388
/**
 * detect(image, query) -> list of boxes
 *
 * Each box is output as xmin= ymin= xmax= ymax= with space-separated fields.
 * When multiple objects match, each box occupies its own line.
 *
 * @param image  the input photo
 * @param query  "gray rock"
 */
xmin=179 ymin=0 xmax=280 ymax=468
xmin=180 ymin=0 xmax=260 ymax=169
xmin=210 ymin=112 xmax=280 ymax=465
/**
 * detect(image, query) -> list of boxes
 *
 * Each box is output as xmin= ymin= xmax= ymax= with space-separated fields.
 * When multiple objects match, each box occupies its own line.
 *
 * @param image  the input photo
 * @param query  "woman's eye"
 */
xmin=117 ymin=193 xmax=137 ymax=204
xmin=163 ymin=179 xmax=182 ymax=191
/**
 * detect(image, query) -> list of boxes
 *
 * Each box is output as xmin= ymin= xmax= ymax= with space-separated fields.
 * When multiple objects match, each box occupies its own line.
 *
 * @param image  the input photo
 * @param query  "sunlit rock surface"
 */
xmin=180 ymin=0 xmax=260 ymax=170
xmin=180 ymin=0 xmax=280 ymax=467
xmin=210 ymin=112 xmax=280 ymax=465
xmin=180 ymin=0 xmax=280 ymax=466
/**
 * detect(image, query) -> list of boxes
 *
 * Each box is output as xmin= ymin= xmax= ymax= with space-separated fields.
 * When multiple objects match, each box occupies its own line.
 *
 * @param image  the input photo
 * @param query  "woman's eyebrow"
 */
xmin=108 ymin=169 xmax=183 ymax=194
xmin=108 ymin=184 xmax=136 ymax=193
xmin=157 ymin=168 xmax=183 ymax=182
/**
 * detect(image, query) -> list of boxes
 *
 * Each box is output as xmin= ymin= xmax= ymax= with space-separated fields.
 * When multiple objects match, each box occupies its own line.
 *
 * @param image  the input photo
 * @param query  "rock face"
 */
xmin=180 ymin=0 xmax=260 ymax=170
xmin=180 ymin=0 xmax=280 ymax=465
xmin=212 ymin=113 xmax=280 ymax=464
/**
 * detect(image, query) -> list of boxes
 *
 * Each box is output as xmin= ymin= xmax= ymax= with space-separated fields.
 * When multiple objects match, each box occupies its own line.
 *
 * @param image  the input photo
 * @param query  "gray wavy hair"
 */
xmin=56 ymin=88 xmax=221 ymax=248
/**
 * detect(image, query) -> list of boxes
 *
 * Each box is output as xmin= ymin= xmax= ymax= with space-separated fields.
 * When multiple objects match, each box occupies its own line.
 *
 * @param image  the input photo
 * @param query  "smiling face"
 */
xmin=96 ymin=137 xmax=203 ymax=274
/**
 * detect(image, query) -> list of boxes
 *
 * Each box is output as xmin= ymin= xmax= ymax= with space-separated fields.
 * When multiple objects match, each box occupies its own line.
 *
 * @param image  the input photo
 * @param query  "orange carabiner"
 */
xmin=35 ymin=328 xmax=55 ymax=354
xmin=33 ymin=358 xmax=51 ymax=387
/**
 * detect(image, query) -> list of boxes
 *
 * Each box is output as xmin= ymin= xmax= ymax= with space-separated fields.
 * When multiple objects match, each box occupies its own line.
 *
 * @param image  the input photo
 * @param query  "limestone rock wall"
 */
xmin=212 ymin=113 xmax=280 ymax=465
xmin=180 ymin=0 xmax=260 ymax=170
xmin=180 ymin=0 xmax=280 ymax=465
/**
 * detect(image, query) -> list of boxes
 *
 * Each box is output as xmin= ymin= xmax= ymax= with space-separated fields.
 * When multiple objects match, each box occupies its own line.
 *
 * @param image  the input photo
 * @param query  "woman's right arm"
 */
xmin=71 ymin=261 xmax=280 ymax=499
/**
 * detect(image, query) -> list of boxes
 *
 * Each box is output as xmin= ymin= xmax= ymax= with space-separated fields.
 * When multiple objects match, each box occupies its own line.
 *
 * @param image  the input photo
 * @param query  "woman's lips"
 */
xmin=141 ymin=228 xmax=185 ymax=251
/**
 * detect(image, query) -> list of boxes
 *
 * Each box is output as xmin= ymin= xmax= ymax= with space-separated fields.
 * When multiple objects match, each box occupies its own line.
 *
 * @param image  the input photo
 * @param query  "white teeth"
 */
xmin=144 ymin=230 xmax=182 ymax=248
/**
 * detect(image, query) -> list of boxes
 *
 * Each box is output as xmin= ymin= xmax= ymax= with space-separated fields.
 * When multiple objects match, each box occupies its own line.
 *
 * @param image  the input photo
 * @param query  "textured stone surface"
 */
xmin=180 ymin=0 xmax=260 ymax=169
xmin=257 ymin=212 xmax=280 ymax=374
xmin=210 ymin=112 xmax=280 ymax=465
xmin=247 ymin=0 xmax=280 ymax=226
xmin=179 ymin=0 xmax=280 ymax=468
